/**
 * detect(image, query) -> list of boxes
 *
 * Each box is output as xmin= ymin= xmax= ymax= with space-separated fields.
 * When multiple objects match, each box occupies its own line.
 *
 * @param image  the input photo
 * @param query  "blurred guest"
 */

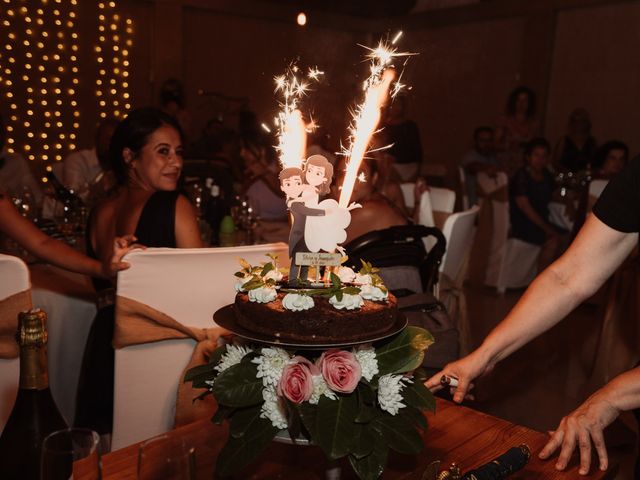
xmin=496 ymin=86 xmax=539 ymax=177
xmin=238 ymin=109 xmax=267 ymax=148
xmin=369 ymin=131 xmax=408 ymax=217
xmin=552 ymin=108 xmax=597 ymax=173
xmin=75 ymin=107 xmax=202 ymax=438
xmin=63 ymin=117 xmax=119 ymax=202
xmin=159 ymin=78 xmax=192 ymax=144
xmin=461 ymin=126 xmax=501 ymax=206
xmin=509 ymin=138 xmax=565 ymax=270
xmin=592 ymin=140 xmax=628 ymax=180
xmin=241 ymin=139 xmax=287 ymax=221
xmin=341 ymin=157 xmax=408 ymax=244
xmin=306 ymin=126 xmax=337 ymax=166
xmin=0 ymin=112 xmax=43 ymax=205
xmin=381 ymin=96 xmax=423 ymax=181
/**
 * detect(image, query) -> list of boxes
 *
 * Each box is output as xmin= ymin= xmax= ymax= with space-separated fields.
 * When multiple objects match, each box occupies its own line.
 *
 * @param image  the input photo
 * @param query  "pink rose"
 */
xmin=277 ymin=356 xmax=318 ymax=404
xmin=317 ymin=349 xmax=362 ymax=394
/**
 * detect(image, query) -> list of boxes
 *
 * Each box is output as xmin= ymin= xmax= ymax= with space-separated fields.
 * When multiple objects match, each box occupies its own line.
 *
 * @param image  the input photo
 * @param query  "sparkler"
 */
xmin=273 ymin=65 xmax=323 ymax=169
xmin=338 ymin=37 xmax=414 ymax=208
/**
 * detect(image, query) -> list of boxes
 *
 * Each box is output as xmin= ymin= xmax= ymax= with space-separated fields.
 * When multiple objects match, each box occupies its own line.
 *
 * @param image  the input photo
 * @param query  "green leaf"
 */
xmin=336 ymin=291 xmax=343 ymax=302
xmin=375 ymin=326 xmax=434 ymax=376
xmin=330 ymin=272 xmax=342 ymax=289
xmin=212 ymin=362 xmax=263 ymax=408
xmin=238 ymin=258 xmax=251 ymax=270
xmin=229 ymin=405 xmax=266 ymax=439
xmin=216 ymin=413 xmax=279 ymax=476
xmin=356 ymin=383 xmax=376 ymax=423
xmin=234 ymin=271 xmax=245 ymax=278
xmin=315 ymin=394 xmax=359 ymax=460
xmin=351 ymin=423 xmax=375 ymax=459
xmin=212 ymin=405 xmax=234 ymax=425
xmin=243 ymin=278 xmax=265 ymax=291
xmin=403 ymin=380 xmax=436 ymax=413
xmin=260 ymin=262 xmax=274 ymax=277
xmin=183 ymin=362 xmax=217 ymax=388
xmin=297 ymin=402 xmax=318 ymax=439
xmin=209 ymin=344 xmax=228 ymax=365
xmin=371 ymin=413 xmax=423 ymax=455
xmin=402 ymin=405 xmax=428 ymax=431
xmin=348 ymin=436 xmax=388 ymax=480
xmin=283 ymin=399 xmax=303 ymax=441
xmin=342 ymin=286 xmax=361 ymax=295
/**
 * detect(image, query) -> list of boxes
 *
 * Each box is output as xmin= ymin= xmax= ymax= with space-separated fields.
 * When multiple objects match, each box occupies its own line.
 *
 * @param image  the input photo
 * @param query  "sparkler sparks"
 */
xmin=272 ymin=64 xmax=323 ymax=169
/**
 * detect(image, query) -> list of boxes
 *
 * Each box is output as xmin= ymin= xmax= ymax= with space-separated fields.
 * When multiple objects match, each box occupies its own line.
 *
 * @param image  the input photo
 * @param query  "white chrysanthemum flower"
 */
xmin=309 ymin=375 xmax=338 ymax=405
xmin=252 ymin=347 xmax=291 ymax=387
xmin=204 ymin=379 xmax=215 ymax=390
xmin=214 ymin=344 xmax=252 ymax=373
xmin=234 ymin=275 xmax=252 ymax=292
xmin=377 ymin=374 xmax=412 ymax=415
xmin=354 ymin=348 xmax=379 ymax=382
xmin=260 ymin=386 xmax=288 ymax=430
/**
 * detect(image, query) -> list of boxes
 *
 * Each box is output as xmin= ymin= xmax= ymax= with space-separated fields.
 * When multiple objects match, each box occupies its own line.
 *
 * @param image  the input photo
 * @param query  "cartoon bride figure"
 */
xmin=299 ymin=155 xmax=359 ymax=253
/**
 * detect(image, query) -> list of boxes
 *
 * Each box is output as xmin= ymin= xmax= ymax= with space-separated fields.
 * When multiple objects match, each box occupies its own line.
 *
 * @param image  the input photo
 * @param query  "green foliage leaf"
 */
xmin=260 ymin=262 xmax=274 ymax=277
xmin=375 ymin=326 xmax=433 ymax=376
xmin=212 ymin=405 xmax=234 ymax=425
xmin=315 ymin=394 xmax=359 ymax=460
xmin=351 ymin=423 xmax=375 ymax=459
xmin=234 ymin=271 xmax=245 ymax=278
xmin=356 ymin=383 xmax=377 ymax=424
xmin=243 ymin=278 xmax=265 ymax=291
xmin=336 ymin=291 xmax=344 ymax=302
xmin=297 ymin=402 xmax=318 ymax=439
xmin=348 ymin=436 xmax=388 ymax=480
xmin=183 ymin=362 xmax=217 ymax=388
xmin=238 ymin=257 xmax=251 ymax=271
xmin=209 ymin=344 xmax=228 ymax=365
xmin=402 ymin=405 xmax=428 ymax=431
xmin=216 ymin=413 xmax=279 ymax=476
xmin=403 ymin=380 xmax=436 ymax=413
xmin=343 ymin=286 xmax=362 ymax=295
xmin=229 ymin=405 xmax=266 ymax=439
xmin=330 ymin=272 xmax=342 ymax=289
xmin=212 ymin=362 xmax=263 ymax=408
xmin=371 ymin=413 xmax=423 ymax=455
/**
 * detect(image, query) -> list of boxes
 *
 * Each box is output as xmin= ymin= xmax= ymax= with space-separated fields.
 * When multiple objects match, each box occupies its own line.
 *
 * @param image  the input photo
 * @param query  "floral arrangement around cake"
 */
xmin=185 ymin=257 xmax=436 ymax=479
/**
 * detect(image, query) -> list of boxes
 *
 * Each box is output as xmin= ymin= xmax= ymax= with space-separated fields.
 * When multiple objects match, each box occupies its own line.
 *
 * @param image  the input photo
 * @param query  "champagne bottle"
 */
xmin=0 ymin=309 xmax=68 ymax=480
xmin=45 ymin=171 xmax=84 ymax=209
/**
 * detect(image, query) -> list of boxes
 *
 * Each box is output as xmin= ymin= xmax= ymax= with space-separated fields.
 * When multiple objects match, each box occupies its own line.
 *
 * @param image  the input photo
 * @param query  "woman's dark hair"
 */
xmin=159 ymin=78 xmax=185 ymax=109
xmin=109 ymin=107 xmax=183 ymax=185
xmin=524 ymin=137 xmax=551 ymax=158
xmin=506 ymin=86 xmax=536 ymax=118
xmin=593 ymin=140 xmax=629 ymax=170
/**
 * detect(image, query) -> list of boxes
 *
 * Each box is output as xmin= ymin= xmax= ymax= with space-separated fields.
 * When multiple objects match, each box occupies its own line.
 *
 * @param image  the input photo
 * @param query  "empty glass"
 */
xmin=41 ymin=428 xmax=101 ymax=480
xmin=137 ymin=433 xmax=195 ymax=480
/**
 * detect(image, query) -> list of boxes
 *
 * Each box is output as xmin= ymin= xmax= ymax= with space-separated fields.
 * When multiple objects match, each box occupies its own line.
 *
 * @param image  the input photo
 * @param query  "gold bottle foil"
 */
xmin=17 ymin=309 xmax=49 ymax=390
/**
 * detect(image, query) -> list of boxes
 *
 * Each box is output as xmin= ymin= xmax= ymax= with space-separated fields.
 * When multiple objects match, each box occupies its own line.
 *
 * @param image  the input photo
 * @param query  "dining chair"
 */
xmin=0 ymin=254 xmax=32 ymax=434
xmin=111 ymin=243 xmax=288 ymax=450
xmin=428 ymin=187 xmax=456 ymax=215
xmin=400 ymin=182 xmax=415 ymax=209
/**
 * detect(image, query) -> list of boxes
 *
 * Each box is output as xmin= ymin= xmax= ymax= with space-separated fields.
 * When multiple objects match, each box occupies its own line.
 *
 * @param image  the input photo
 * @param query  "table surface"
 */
xmin=85 ymin=398 xmax=615 ymax=480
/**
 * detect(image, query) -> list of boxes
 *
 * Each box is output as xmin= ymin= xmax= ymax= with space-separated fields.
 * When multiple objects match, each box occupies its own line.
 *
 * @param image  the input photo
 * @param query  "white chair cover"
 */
xmin=0 ymin=254 xmax=31 ymax=434
xmin=400 ymin=182 xmax=415 ymax=209
xmin=111 ymin=243 xmax=288 ymax=450
xmin=589 ymin=179 xmax=608 ymax=202
xmin=440 ymin=206 xmax=480 ymax=281
xmin=428 ymin=187 xmax=456 ymax=214
xmin=494 ymin=238 xmax=540 ymax=294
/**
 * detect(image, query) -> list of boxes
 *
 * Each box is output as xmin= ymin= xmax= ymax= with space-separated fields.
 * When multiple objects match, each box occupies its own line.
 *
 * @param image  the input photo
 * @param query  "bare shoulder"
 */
xmin=175 ymin=192 xmax=198 ymax=218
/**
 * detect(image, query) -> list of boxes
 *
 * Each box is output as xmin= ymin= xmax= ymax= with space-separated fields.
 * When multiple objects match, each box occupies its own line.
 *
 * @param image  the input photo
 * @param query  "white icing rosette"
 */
xmin=360 ymin=284 xmax=388 ymax=301
xmin=354 ymin=273 xmax=372 ymax=285
xmin=234 ymin=275 xmax=252 ymax=292
xmin=248 ymin=286 xmax=277 ymax=303
xmin=264 ymin=269 xmax=284 ymax=282
xmin=282 ymin=293 xmax=314 ymax=312
xmin=335 ymin=266 xmax=356 ymax=283
xmin=329 ymin=293 xmax=363 ymax=310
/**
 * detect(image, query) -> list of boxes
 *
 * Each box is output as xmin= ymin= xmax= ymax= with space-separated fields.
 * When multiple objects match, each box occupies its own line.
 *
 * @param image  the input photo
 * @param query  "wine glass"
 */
xmin=137 ymin=433 xmax=196 ymax=480
xmin=41 ymin=428 xmax=101 ymax=480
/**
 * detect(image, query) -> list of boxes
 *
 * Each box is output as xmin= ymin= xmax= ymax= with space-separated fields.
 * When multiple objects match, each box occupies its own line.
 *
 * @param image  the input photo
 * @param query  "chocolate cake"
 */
xmin=234 ymin=291 xmax=398 ymax=343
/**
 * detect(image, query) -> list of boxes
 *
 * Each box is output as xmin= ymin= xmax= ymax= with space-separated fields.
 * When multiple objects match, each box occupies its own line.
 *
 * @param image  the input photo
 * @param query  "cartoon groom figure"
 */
xmin=279 ymin=166 xmax=327 ymax=286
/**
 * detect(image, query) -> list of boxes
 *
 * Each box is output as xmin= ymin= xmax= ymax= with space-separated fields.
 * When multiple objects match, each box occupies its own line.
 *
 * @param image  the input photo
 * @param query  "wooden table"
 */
xmin=86 ymin=398 xmax=615 ymax=479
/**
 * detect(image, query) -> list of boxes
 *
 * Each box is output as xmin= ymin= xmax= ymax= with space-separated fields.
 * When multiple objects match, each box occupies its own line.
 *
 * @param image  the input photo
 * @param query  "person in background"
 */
xmin=159 ymin=78 xmax=192 ymax=145
xmin=0 ymin=112 xmax=43 ymax=205
xmin=75 ymin=107 xmax=202 ymax=440
xmin=63 ymin=117 xmax=119 ymax=202
xmin=341 ymin=157 xmax=408 ymax=244
xmin=427 ymin=155 xmax=640 ymax=477
xmin=368 ymin=130 xmax=409 ymax=218
xmin=461 ymin=126 xmax=501 ymax=206
xmin=509 ymin=138 xmax=566 ymax=271
xmin=495 ymin=86 xmax=539 ymax=177
xmin=592 ymin=140 xmax=628 ymax=180
xmin=381 ymin=95 xmax=423 ymax=182
xmin=306 ymin=126 xmax=337 ymax=167
xmin=552 ymin=108 xmax=597 ymax=174
xmin=0 ymin=193 xmax=134 ymax=278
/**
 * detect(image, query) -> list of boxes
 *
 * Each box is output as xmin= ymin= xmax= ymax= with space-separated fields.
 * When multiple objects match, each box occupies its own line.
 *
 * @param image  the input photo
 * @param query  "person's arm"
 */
xmin=538 ymin=367 xmax=640 ymax=475
xmin=289 ymin=202 xmax=326 ymax=217
xmin=0 ymin=196 xmax=133 ymax=277
xmin=514 ymin=195 xmax=556 ymax=237
xmin=174 ymin=194 xmax=204 ymax=248
xmin=426 ymin=214 xmax=637 ymax=401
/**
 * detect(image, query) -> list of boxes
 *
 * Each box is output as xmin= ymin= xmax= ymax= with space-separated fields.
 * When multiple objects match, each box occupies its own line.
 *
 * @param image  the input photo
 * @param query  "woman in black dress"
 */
xmin=75 ymin=107 xmax=202 ymax=439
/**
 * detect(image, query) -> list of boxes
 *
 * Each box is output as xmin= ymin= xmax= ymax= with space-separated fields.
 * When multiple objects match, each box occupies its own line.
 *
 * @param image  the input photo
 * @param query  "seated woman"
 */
xmin=592 ymin=140 xmax=629 ymax=180
xmin=341 ymin=157 xmax=408 ymax=244
xmin=74 ymin=107 xmax=202 ymax=439
xmin=509 ymin=137 xmax=566 ymax=270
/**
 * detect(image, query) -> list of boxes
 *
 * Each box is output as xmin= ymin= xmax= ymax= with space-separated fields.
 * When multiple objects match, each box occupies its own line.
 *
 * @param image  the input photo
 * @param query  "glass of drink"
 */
xmin=41 ymin=428 xmax=101 ymax=480
xmin=137 ymin=433 xmax=195 ymax=480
